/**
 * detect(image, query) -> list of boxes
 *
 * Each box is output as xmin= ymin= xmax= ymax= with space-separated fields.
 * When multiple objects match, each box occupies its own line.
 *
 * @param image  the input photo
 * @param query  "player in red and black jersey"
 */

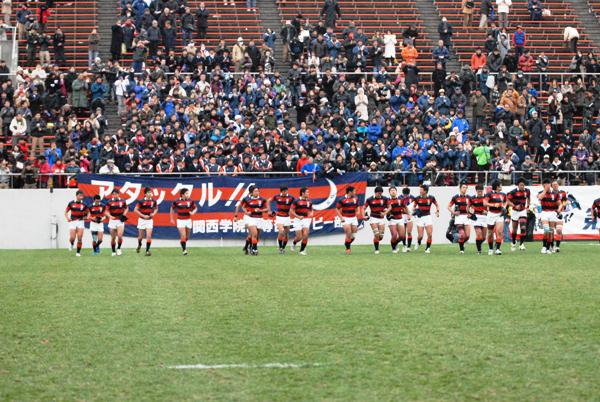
xmin=65 ymin=190 xmax=89 ymax=256
xmin=170 ymin=188 xmax=197 ymax=255
xmin=470 ymin=184 xmax=488 ymax=254
xmin=507 ymin=178 xmax=531 ymax=251
xmin=364 ymin=186 xmax=389 ymax=254
xmin=484 ymin=180 xmax=508 ymax=255
xmin=592 ymin=197 xmax=600 ymax=243
xmin=537 ymin=179 xmax=563 ymax=254
xmin=448 ymin=183 xmax=471 ymax=253
xmin=401 ymin=187 xmax=415 ymax=251
xmin=336 ymin=186 xmax=362 ymax=254
xmin=235 ymin=185 xmax=268 ymax=256
xmin=551 ymin=181 xmax=568 ymax=252
xmin=290 ymin=187 xmax=314 ymax=255
xmin=412 ymin=185 xmax=439 ymax=253
xmin=89 ymin=195 xmax=106 ymax=254
xmin=386 ymin=186 xmax=407 ymax=253
xmin=269 ymin=186 xmax=295 ymax=254
xmin=134 ymin=187 xmax=158 ymax=256
xmin=105 ymin=189 xmax=128 ymax=256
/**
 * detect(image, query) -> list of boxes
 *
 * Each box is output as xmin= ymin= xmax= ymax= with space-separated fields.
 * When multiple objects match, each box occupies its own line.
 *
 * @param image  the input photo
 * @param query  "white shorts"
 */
xmin=487 ymin=212 xmax=504 ymax=226
xmin=293 ymin=217 xmax=311 ymax=231
xmin=244 ymin=215 xmax=263 ymax=228
xmin=108 ymin=219 xmax=125 ymax=230
xmin=416 ymin=215 xmax=433 ymax=227
xmin=137 ymin=218 xmax=154 ymax=230
xmin=388 ymin=218 xmax=405 ymax=226
xmin=511 ymin=209 xmax=528 ymax=221
xmin=369 ymin=216 xmax=386 ymax=225
xmin=454 ymin=214 xmax=469 ymax=226
xmin=342 ymin=217 xmax=359 ymax=227
xmin=69 ymin=220 xmax=85 ymax=230
xmin=540 ymin=210 xmax=559 ymax=223
xmin=473 ymin=214 xmax=488 ymax=227
xmin=89 ymin=221 xmax=104 ymax=232
xmin=177 ymin=219 xmax=192 ymax=229
xmin=403 ymin=214 xmax=413 ymax=224
xmin=275 ymin=216 xmax=292 ymax=227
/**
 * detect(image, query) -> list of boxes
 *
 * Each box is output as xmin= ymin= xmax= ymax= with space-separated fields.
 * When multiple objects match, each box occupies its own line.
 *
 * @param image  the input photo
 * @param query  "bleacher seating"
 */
xmin=276 ymin=0 xmax=436 ymax=72
xmin=434 ymin=0 xmax=598 ymax=71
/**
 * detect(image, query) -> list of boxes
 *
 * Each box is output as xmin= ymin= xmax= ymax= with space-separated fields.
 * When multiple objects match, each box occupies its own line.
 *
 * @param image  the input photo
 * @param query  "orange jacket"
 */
xmin=470 ymin=53 xmax=487 ymax=71
xmin=401 ymin=46 xmax=419 ymax=65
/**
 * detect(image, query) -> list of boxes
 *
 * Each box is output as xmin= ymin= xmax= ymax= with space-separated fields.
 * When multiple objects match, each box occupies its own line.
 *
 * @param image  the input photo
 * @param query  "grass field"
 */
xmin=1 ymin=244 xmax=600 ymax=401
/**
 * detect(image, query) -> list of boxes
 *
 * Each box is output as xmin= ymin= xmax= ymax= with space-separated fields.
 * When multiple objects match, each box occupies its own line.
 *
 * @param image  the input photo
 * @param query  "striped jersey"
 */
xmin=538 ymin=191 xmax=561 ymax=212
xmin=507 ymin=188 xmax=530 ymax=211
xmin=364 ymin=196 xmax=389 ymax=219
xmin=107 ymin=197 xmax=127 ymax=217
xmin=413 ymin=195 xmax=437 ymax=216
xmin=592 ymin=198 xmax=600 ymax=218
xmin=241 ymin=196 xmax=267 ymax=218
xmin=388 ymin=197 xmax=405 ymax=219
xmin=66 ymin=200 xmax=88 ymax=220
xmin=470 ymin=195 xmax=487 ymax=215
xmin=336 ymin=196 xmax=359 ymax=218
xmin=137 ymin=198 xmax=157 ymax=216
xmin=172 ymin=199 xmax=196 ymax=219
xmin=449 ymin=194 xmax=470 ymax=215
xmin=486 ymin=192 xmax=507 ymax=214
xmin=273 ymin=194 xmax=295 ymax=217
xmin=89 ymin=203 xmax=106 ymax=222
xmin=292 ymin=198 xmax=313 ymax=217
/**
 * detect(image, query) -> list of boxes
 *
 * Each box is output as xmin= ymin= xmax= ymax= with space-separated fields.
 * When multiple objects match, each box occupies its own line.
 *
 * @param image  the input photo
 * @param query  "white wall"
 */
xmin=0 ymin=186 xmax=598 ymax=249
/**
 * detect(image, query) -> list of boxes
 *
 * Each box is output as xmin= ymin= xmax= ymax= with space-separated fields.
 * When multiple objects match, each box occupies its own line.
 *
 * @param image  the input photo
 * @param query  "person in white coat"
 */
xmin=496 ymin=0 xmax=512 ymax=29
xmin=563 ymin=26 xmax=579 ymax=53
xmin=354 ymin=87 xmax=369 ymax=121
xmin=383 ymin=30 xmax=397 ymax=64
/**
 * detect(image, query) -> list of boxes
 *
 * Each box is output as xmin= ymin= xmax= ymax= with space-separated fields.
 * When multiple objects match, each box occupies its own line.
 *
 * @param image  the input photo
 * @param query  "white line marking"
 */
xmin=168 ymin=362 xmax=324 ymax=369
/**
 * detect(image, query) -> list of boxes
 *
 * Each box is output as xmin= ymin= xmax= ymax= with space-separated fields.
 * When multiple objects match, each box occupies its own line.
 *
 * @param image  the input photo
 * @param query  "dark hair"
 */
xmin=144 ymin=187 xmax=152 ymax=194
xmin=475 ymin=184 xmax=484 ymax=191
xmin=389 ymin=185 xmax=397 ymax=191
xmin=248 ymin=185 xmax=256 ymax=193
xmin=76 ymin=190 xmax=84 ymax=196
xmin=346 ymin=186 xmax=355 ymax=194
xmin=402 ymin=187 xmax=410 ymax=195
xmin=420 ymin=184 xmax=429 ymax=193
xmin=180 ymin=188 xmax=189 ymax=195
xmin=542 ymin=178 xmax=551 ymax=185
xmin=280 ymin=186 xmax=288 ymax=191
xmin=111 ymin=189 xmax=119 ymax=194
xmin=491 ymin=180 xmax=501 ymax=190
xmin=300 ymin=186 xmax=308 ymax=196
xmin=516 ymin=177 xmax=526 ymax=185
xmin=93 ymin=195 xmax=101 ymax=200
xmin=374 ymin=186 xmax=384 ymax=193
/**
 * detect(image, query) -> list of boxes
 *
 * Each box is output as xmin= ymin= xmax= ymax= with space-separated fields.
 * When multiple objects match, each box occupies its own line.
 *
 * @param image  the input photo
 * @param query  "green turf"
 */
xmin=1 ymin=244 xmax=600 ymax=401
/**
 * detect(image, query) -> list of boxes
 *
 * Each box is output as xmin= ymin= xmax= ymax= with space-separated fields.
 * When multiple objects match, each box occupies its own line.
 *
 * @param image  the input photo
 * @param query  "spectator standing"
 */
xmin=26 ymin=28 xmax=40 ymax=66
xmin=438 ymin=17 xmax=453 ymax=50
xmin=88 ymin=29 xmax=100 ymax=68
xmin=321 ymin=0 xmax=341 ymax=29
xmin=512 ymin=25 xmax=525 ymax=59
xmin=110 ymin=20 xmax=123 ymax=61
xmin=401 ymin=41 xmax=418 ymax=66
xmin=9 ymin=113 xmax=27 ymax=146
xmin=496 ymin=0 xmax=511 ymax=29
xmin=383 ymin=30 xmax=397 ymax=64
xmin=38 ymin=32 xmax=50 ymax=65
xmin=16 ymin=4 xmax=31 ymax=39
xmin=246 ymin=0 xmax=256 ymax=13
xmin=470 ymin=48 xmax=486 ymax=72
xmin=52 ymin=28 xmax=66 ymax=66
xmin=0 ymin=159 xmax=10 ymax=189
xmin=233 ymin=37 xmax=246 ymax=71
xmin=71 ymin=74 xmax=89 ymax=114
xmin=281 ymin=21 xmax=295 ymax=62
xmin=196 ymin=3 xmax=209 ymax=40
xmin=432 ymin=39 xmax=450 ymax=68
xmin=2 ymin=0 xmax=11 ymax=24
xmin=181 ymin=7 xmax=195 ymax=46
xmin=470 ymin=88 xmax=488 ymax=130
xmin=480 ymin=0 xmax=492 ymax=29
xmin=563 ymin=26 xmax=579 ymax=53
xmin=263 ymin=28 xmax=276 ymax=51
xmin=462 ymin=0 xmax=474 ymax=27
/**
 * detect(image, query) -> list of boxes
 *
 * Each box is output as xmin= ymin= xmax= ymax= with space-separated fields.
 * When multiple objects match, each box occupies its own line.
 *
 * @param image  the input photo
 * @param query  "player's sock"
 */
xmin=417 ymin=237 xmax=422 ymax=246
xmin=277 ymin=238 xmax=282 ymax=249
xmin=243 ymin=236 xmax=250 ymax=251
xmin=117 ymin=240 xmax=123 ymax=250
xmin=300 ymin=240 xmax=307 ymax=252
xmin=96 ymin=239 xmax=102 ymax=252
xmin=76 ymin=241 xmax=82 ymax=253
xmin=138 ymin=239 xmax=142 ymax=249
xmin=407 ymin=235 xmax=412 ymax=248
xmin=181 ymin=236 xmax=187 ymax=251
xmin=390 ymin=239 xmax=398 ymax=250
xmin=488 ymin=239 xmax=494 ymax=250
xmin=519 ymin=220 xmax=527 ymax=244
xmin=476 ymin=239 xmax=482 ymax=252
xmin=92 ymin=240 xmax=97 ymax=252
xmin=70 ymin=239 xmax=74 ymax=247
xmin=511 ymin=232 xmax=517 ymax=245
xmin=401 ymin=237 xmax=406 ymax=246
xmin=344 ymin=237 xmax=351 ymax=250
xmin=426 ymin=240 xmax=432 ymax=250
xmin=282 ymin=235 xmax=288 ymax=250
xmin=459 ymin=241 xmax=464 ymax=251
xmin=146 ymin=240 xmax=151 ymax=252
xmin=111 ymin=241 xmax=116 ymax=252
xmin=251 ymin=239 xmax=258 ymax=252
xmin=374 ymin=240 xmax=379 ymax=251
xmin=496 ymin=240 xmax=502 ymax=250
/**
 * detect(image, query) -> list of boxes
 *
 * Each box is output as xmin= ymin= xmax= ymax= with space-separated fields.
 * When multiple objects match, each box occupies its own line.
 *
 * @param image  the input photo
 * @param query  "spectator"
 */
xmin=0 ymin=159 xmax=10 ymax=188
xmin=401 ymin=41 xmax=418 ymax=66
xmin=263 ymin=28 xmax=276 ymax=51
xmin=480 ymin=0 xmax=492 ymax=29
xmin=246 ymin=0 xmax=257 ymax=13
xmin=98 ymin=158 xmax=120 ymax=174
xmin=88 ymin=29 xmax=100 ymax=68
xmin=462 ymin=0 xmax=474 ymax=27
xmin=496 ymin=0 xmax=512 ymax=29
xmin=437 ymin=17 xmax=453 ymax=50
xmin=497 ymin=30 xmax=510 ymax=61
xmin=196 ymin=3 xmax=209 ymax=40
xmin=16 ymin=4 xmax=31 ymax=39
xmin=181 ymin=7 xmax=195 ymax=46
xmin=432 ymin=40 xmax=450 ymax=68
xmin=403 ymin=24 xmax=419 ymax=47
xmin=2 ymin=0 xmax=11 ymax=25
xmin=529 ymin=0 xmax=542 ymax=20
xmin=9 ymin=113 xmax=27 ymax=146
xmin=470 ymin=48 xmax=487 ymax=72
xmin=563 ymin=26 xmax=579 ymax=53
xmin=52 ymin=28 xmax=66 ymax=66
xmin=321 ymin=0 xmax=341 ymax=29
xmin=512 ymin=25 xmax=526 ymax=59
xmin=383 ymin=30 xmax=397 ymax=65
xmin=110 ymin=20 xmax=124 ymax=61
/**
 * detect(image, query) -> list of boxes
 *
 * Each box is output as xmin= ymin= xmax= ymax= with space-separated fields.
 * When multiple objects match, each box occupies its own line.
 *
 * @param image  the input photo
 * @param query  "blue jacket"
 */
xmin=514 ymin=31 xmax=526 ymax=46
xmin=451 ymin=117 xmax=470 ymax=134
xmin=366 ymin=124 xmax=382 ymax=142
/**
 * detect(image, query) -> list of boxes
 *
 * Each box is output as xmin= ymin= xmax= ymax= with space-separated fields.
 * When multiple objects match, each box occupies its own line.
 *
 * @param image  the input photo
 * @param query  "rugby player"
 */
xmin=105 ymin=189 xmax=128 ymax=256
xmin=236 ymin=185 xmax=268 ymax=256
xmin=290 ymin=187 xmax=313 ymax=255
xmin=507 ymin=178 xmax=531 ymax=251
xmin=386 ymin=186 xmax=407 ymax=253
xmin=364 ymin=186 xmax=389 ymax=254
xmin=484 ymin=180 xmax=508 ymax=255
xmin=65 ymin=190 xmax=89 ymax=257
xmin=89 ymin=195 xmax=106 ymax=254
xmin=269 ymin=186 xmax=295 ymax=254
xmin=134 ymin=187 xmax=158 ymax=256
xmin=470 ymin=184 xmax=488 ymax=254
xmin=401 ymin=187 xmax=414 ymax=251
xmin=448 ymin=183 xmax=470 ymax=254
xmin=592 ymin=197 xmax=600 ymax=243
xmin=170 ymin=188 xmax=197 ymax=255
xmin=537 ymin=179 xmax=563 ymax=254
xmin=336 ymin=186 xmax=362 ymax=254
xmin=551 ymin=180 xmax=568 ymax=252
xmin=412 ymin=184 xmax=439 ymax=254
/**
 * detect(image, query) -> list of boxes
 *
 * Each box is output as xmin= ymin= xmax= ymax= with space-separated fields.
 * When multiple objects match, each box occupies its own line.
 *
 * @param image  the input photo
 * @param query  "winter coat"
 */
xmin=71 ymin=79 xmax=89 ymax=108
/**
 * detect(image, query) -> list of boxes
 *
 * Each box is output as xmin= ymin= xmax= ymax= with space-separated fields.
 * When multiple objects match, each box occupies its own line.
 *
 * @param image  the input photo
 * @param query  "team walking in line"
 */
xmin=65 ymin=182 xmax=600 ymax=257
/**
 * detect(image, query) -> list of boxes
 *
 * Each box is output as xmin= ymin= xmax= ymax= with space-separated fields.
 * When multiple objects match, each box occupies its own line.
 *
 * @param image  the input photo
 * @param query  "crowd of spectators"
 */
xmin=1 ymin=0 xmax=600 ymax=189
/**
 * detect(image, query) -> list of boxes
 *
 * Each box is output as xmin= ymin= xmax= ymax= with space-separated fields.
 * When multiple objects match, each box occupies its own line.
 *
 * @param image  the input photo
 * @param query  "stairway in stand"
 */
xmin=97 ymin=1 xmax=120 ymax=137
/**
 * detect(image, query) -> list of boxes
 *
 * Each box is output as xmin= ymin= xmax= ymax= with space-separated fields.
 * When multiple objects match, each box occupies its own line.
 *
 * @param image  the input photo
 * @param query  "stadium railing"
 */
xmin=2 ymin=170 xmax=599 ymax=189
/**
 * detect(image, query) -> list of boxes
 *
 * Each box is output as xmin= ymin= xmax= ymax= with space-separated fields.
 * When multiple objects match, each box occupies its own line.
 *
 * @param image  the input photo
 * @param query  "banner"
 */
xmin=77 ymin=173 xmax=368 ymax=239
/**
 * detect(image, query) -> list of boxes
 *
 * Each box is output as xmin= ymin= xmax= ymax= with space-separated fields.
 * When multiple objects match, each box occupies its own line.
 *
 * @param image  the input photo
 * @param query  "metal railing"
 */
xmin=1 ymin=170 xmax=599 ymax=189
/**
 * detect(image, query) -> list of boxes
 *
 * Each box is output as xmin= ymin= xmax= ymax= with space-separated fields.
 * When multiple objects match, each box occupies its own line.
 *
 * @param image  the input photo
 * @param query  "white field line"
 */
xmin=168 ymin=362 xmax=325 ymax=370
